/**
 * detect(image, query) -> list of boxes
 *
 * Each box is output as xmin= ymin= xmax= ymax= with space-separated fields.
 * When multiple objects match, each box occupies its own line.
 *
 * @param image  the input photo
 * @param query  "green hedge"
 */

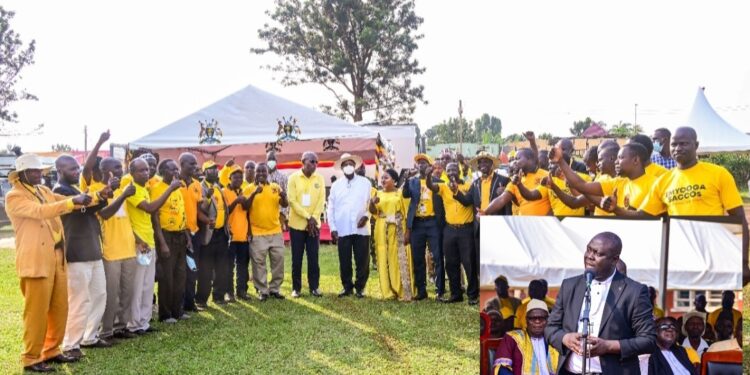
xmin=701 ymin=153 xmax=750 ymax=191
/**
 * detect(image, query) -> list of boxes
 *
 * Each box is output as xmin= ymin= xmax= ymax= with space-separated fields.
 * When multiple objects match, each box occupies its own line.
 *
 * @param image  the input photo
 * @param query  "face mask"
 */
xmin=267 ymin=160 xmax=277 ymax=170
xmin=653 ymin=141 xmax=662 ymax=154
xmin=40 ymin=177 xmax=46 ymax=186
xmin=343 ymin=165 xmax=355 ymax=175
xmin=136 ymin=250 xmax=154 ymax=266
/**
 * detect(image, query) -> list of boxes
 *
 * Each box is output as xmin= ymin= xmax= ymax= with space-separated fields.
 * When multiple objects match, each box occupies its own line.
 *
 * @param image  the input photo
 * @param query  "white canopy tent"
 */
xmin=684 ymin=87 xmax=750 ymax=153
xmin=481 ymin=216 xmax=741 ymax=291
xmin=129 ymin=84 xmax=383 ymax=182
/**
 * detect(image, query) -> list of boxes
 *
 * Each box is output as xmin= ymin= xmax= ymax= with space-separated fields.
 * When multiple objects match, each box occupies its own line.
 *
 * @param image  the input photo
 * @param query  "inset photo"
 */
xmin=479 ymin=216 xmax=743 ymax=375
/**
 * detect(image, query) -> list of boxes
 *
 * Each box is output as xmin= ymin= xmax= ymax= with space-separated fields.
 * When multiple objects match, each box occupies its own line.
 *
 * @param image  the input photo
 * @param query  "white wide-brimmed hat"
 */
xmin=526 ymin=299 xmax=549 ymax=314
xmin=8 ymin=154 xmax=52 ymax=181
xmin=334 ymin=153 xmax=363 ymax=171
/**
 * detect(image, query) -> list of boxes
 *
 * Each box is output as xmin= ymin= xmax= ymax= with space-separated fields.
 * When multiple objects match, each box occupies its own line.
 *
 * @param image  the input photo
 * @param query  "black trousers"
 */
xmin=196 ymin=229 xmax=229 ymax=304
xmin=156 ymin=230 xmax=187 ymax=320
xmin=443 ymin=224 xmax=477 ymax=299
xmin=337 ymin=234 xmax=370 ymax=292
xmin=232 ymin=241 xmax=250 ymax=296
xmin=409 ymin=217 xmax=444 ymax=295
xmin=290 ymin=228 xmax=320 ymax=292
xmin=183 ymin=232 xmax=201 ymax=310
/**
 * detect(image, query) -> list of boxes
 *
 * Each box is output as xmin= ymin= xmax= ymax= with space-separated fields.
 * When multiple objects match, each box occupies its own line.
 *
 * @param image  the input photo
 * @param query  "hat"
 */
xmin=470 ymin=151 xmax=500 ymax=170
xmin=413 ymin=153 xmax=434 ymax=165
xmin=8 ymin=154 xmax=52 ymax=181
xmin=226 ymin=164 xmax=242 ymax=176
xmin=526 ymin=299 xmax=549 ymax=314
xmin=334 ymin=153 xmax=363 ymax=171
xmin=681 ymin=310 xmax=706 ymax=336
xmin=202 ymin=160 xmax=217 ymax=171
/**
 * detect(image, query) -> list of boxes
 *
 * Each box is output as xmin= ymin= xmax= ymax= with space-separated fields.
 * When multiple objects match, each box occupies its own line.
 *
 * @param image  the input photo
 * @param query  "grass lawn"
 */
xmin=0 ymin=246 xmax=476 ymax=374
xmin=744 ymin=284 xmax=750 ymax=373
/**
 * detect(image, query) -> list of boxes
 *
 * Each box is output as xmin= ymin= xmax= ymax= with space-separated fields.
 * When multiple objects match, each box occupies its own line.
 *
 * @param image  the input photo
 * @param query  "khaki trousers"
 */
xmin=62 ymin=260 xmax=107 ymax=350
xmin=19 ymin=249 xmax=68 ymax=366
xmin=250 ymin=233 xmax=285 ymax=294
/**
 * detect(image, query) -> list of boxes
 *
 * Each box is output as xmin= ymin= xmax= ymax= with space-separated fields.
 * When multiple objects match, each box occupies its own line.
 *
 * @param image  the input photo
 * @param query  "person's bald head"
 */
xmin=515 ymin=148 xmax=537 ymax=173
xmin=129 ymin=158 xmax=150 ymax=185
xmin=55 ymin=155 xmax=80 ymax=185
xmin=591 ymin=231 xmax=623 ymax=256
xmin=671 ymin=127 xmax=699 ymax=167
xmin=585 ymin=231 xmax=622 ymax=280
xmin=100 ymin=157 xmax=123 ymax=179
xmin=559 ymin=138 xmax=574 ymax=157
xmin=178 ymin=152 xmax=198 ymax=178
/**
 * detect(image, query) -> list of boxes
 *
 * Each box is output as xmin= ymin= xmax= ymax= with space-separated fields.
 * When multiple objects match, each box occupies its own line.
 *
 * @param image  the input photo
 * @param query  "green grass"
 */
xmin=744 ymin=284 xmax=750 ymax=373
xmin=741 ymin=190 xmax=749 ymax=204
xmin=0 ymin=246 xmax=475 ymax=374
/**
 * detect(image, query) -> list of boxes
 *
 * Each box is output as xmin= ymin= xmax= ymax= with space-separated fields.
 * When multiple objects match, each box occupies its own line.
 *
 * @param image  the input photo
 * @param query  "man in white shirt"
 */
xmin=545 ymin=232 xmax=656 ymax=375
xmin=327 ymin=154 xmax=372 ymax=298
xmin=647 ymin=317 xmax=697 ymax=374
xmin=681 ymin=311 xmax=709 ymax=356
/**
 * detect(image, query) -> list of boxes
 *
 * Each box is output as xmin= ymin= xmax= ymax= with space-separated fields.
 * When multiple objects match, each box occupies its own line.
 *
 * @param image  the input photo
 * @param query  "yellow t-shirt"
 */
xmin=179 ymin=178 xmax=203 ymax=233
xmin=437 ymin=183 xmax=473 ymax=225
xmin=416 ymin=179 xmax=436 ymax=217
xmin=203 ymin=182 xmax=226 ymax=229
xmin=639 ymin=162 xmax=742 ymax=216
xmin=549 ymin=176 xmax=585 ymax=216
xmin=480 ymin=173 xmax=493 ymax=210
xmin=99 ymin=187 xmax=137 ymax=261
xmin=150 ymin=181 xmax=186 ymax=232
xmin=125 ymin=183 xmax=155 ymax=248
xmin=287 ymin=171 xmax=326 ymax=231
xmin=706 ymin=307 xmax=742 ymax=328
xmin=245 ymin=183 xmax=282 ymax=236
xmin=506 ymin=169 xmax=551 ymax=216
xmin=645 ymin=162 xmax=668 ymax=179
xmin=599 ymin=173 xmax=656 ymax=210
xmin=593 ymin=174 xmax=615 ymax=216
xmin=653 ymin=306 xmax=664 ymax=319
xmin=222 ymin=188 xmax=249 ymax=242
xmin=120 ymin=174 xmax=161 ymax=191
xmin=79 ymin=175 xmax=106 ymax=194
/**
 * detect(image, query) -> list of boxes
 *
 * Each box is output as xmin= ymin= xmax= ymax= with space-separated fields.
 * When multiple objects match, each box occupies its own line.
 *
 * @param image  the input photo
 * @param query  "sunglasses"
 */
xmin=658 ymin=324 xmax=676 ymax=331
xmin=527 ymin=316 xmax=548 ymax=322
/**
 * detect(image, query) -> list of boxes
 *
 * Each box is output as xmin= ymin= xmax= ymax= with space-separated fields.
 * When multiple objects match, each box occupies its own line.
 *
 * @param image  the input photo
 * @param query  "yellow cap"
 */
xmin=202 ymin=160 xmax=217 ymax=171
xmin=413 ymin=153 xmax=434 ymax=165
xmin=226 ymin=164 xmax=242 ymax=175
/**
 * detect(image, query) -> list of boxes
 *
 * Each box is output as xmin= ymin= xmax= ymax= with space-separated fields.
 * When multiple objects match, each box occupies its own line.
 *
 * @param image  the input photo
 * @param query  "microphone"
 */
xmin=584 ymin=269 xmax=595 ymax=287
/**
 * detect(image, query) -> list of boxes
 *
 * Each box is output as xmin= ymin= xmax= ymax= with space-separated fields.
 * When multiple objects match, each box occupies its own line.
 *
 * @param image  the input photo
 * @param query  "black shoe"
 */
xmin=24 ymin=362 xmax=55 ymax=372
xmin=258 ymin=293 xmax=269 ymax=302
xmin=195 ymin=302 xmax=209 ymax=310
xmin=414 ymin=292 xmax=427 ymax=301
xmin=468 ymin=298 xmax=479 ymax=306
xmin=81 ymin=338 xmax=114 ymax=348
xmin=442 ymin=295 xmax=463 ymax=303
xmin=310 ymin=289 xmax=323 ymax=297
xmin=269 ymin=292 xmax=285 ymax=300
xmin=237 ymin=293 xmax=251 ymax=301
xmin=114 ymin=330 xmax=138 ymax=339
xmin=214 ymin=299 xmax=227 ymax=305
xmin=338 ymin=289 xmax=353 ymax=298
xmin=46 ymin=354 xmax=79 ymax=364
xmin=435 ymin=294 xmax=445 ymax=302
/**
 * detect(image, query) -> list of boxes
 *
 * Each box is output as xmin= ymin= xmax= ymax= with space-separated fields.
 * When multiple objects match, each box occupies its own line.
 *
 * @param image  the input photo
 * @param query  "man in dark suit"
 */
xmin=402 ymin=154 xmax=445 ymax=301
xmin=545 ymin=232 xmax=656 ymax=375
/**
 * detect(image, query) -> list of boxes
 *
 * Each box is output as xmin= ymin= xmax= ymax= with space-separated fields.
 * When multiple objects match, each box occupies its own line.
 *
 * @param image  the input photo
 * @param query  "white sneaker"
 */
xmin=163 ymin=318 xmax=177 ymax=324
xmin=291 ymin=290 xmax=300 ymax=298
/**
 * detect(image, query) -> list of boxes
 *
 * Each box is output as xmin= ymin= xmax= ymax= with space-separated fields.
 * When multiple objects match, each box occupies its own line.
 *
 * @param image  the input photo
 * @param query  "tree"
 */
xmin=1 ymin=7 xmax=41 ymax=135
xmin=424 ymin=117 xmax=474 ymax=146
xmin=569 ymin=117 xmax=596 ymax=136
xmin=51 ymin=143 xmax=72 ymax=152
xmin=503 ymin=133 xmax=526 ymax=143
xmin=537 ymin=132 xmax=554 ymax=141
xmin=608 ymin=121 xmax=642 ymax=138
xmin=252 ymin=0 xmax=426 ymax=123
xmin=473 ymin=113 xmax=502 ymax=144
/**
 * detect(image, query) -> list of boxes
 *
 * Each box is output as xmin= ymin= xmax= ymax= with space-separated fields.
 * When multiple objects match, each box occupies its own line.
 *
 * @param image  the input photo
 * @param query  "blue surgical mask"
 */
xmin=186 ymin=254 xmax=197 ymax=272
xmin=653 ymin=141 xmax=662 ymax=154
xmin=136 ymin=250 xmax=153 ymax=266
xmin=267 ymin=160 xmax=277 ymax=170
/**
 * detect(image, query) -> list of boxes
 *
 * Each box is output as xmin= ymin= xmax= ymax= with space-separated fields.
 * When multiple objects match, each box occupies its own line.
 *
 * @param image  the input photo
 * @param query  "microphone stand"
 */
xmin=580 ymin=280 xmax=592 ymax=375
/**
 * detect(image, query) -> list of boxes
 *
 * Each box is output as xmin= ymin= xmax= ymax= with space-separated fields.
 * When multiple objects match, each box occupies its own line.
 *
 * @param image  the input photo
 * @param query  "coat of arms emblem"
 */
xmin=199 ymin=119 xmax=223 ymax=144
xmin=276 ymin=116 xmax=301 ymax=142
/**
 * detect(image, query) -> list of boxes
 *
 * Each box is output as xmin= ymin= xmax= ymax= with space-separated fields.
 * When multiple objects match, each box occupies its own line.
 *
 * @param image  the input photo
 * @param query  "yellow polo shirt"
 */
xmin=203 ymin=181 xmax=226 ymax=229
xmin=480 ymin=173 xmax=493 ymax=210
xmin=223 ymin=188 xmax=249 ymax=242
xmin=416 ymin=179 xmax=436 ymax=217
xmin=506 ymin=169 xmax=551 ymax=216
xmin=549 ymin=176 xmax=585 ymax=216
xmin=437 ymin=183 xmax=473 ymax=225
xmin=593 ymin=174 xmax=615 ymax=216
xmin=79 ymin=176 xmax=106 ymax=194
xmin=245 ymin=183 xmax=282 ymax=236
xmin=120 ymin=174 xmax=161 ymax=191
xmin=599 ymin=173 xmax=656 ymax=210
xmin=180 ymin=178 xmax=202 ymax=233
xmin=287 ymin=170 xmax=326 ymax=231
xmin=639 ymin=162 xmax=742 ymax=216
xmin=99 ymin=187 xmax=137 ymax=261
xmin=150 ymin=180 xmax=186 ymax=232
xmin=125 ymin=183 xmax=155 ymax=248
xmin=707 ymin=307 xmax=742 ymax=328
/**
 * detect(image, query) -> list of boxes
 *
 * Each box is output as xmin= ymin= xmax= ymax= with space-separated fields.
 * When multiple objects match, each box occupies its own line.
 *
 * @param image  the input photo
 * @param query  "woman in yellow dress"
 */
xmin=369 ymin=169 xmax=415 ymax=301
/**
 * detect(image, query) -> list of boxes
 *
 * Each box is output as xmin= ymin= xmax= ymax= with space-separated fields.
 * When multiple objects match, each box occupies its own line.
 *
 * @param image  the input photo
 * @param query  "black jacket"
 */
xmin=648 ymin=344 xmax=697 ymax=375
xmin=545 ymin=271 xmax=657 ymax=375
xmin=402 ymin=176 xmax=445 ymax=230
xmin=53 ymin=183 xmax=106 ymax=263
xmin=455 ymin=172 xmax=511 ymax=216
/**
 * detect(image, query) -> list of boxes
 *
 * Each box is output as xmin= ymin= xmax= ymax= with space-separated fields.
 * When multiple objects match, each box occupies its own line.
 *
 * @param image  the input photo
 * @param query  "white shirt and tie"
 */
xmin=566 ymin=269 xmax=616 ymax=374
xmin=327 ymin=174 xmax=371 ymax=237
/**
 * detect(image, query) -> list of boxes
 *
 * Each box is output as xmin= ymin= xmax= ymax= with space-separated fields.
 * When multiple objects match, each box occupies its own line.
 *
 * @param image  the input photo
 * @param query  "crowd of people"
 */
xmin=480 ymin=232 xmax=743 ymax=375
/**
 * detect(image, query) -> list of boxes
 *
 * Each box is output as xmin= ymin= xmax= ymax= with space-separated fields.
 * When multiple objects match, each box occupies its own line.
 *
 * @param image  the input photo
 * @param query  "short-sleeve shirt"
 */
xmin=223 ymin=187 xmax=249 ymax=242
xmin=506 ymin=169 xmax=551 ymax=216
xmin=437 ymin=182 xmax=473 ymax=225
xmin=549 ymin=177 xmax=585 ymax=216
xmin=150 ymin=181 xmax=186 ymax=232
xmin=639 ymin=162 xmax=742 ymax=216
xmin=599 ymin=173 xmax=656 ymax=210
xmin=645 ymin=162 xmax=669 ymax=179
xmin=245 ymin=183 xmax=282 ymax=236
xmin=125 ymin=183 xmax=155 ymax=248
xmin=99 ymin=187 xmax=136 ymax=261
xmin=180 ymin=178 xmax=203 ymax=233
xmin=593 ymin=174 xmax=615 ymax=216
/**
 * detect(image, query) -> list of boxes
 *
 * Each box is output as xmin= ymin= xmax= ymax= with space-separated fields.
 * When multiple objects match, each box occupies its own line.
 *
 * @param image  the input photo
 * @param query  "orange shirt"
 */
xmin=179 ymin=178 xmax=202 ymax=233
xmin=222 ymin=187 xmax=249 ymax=242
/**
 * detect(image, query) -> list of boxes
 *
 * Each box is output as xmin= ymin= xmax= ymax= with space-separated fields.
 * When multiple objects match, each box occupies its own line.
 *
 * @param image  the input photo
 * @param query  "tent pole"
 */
xmin=658 ymin=216 xmax=670 ymax=314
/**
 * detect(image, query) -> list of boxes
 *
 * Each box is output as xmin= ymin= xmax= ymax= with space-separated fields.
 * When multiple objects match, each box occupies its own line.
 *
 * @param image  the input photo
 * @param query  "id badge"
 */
xmin=302 ymin=193 xmax=311 ymax=207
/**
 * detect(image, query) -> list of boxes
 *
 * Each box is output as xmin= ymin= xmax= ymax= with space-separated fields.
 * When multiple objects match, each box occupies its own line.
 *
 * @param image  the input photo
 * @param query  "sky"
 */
xmin=3 ymin=0 xmax=750 ymax=152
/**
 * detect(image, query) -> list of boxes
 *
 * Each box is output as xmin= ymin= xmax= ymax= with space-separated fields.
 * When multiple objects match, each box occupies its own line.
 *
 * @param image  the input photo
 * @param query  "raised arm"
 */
xmin=543 ymin=177 xmax=590 ymax=209
xmin=136 ymin=179 xmax=181 ymax=214
xmin=483 ymin=191 xmax=514 ymax=215
xmin=82 ymin=130 xmax=109 ymax=186
xmin=511 ymin=172 xmax=543 ymax=201
xmin=550 ymin=147 xmax=604 ymax=196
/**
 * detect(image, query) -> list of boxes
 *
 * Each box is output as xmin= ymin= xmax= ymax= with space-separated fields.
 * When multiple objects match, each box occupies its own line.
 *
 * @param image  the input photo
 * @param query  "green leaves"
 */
xmin=253 ymin=0 xmax=426 ymax=123
xmin=0 ymin=6 xmax=38 ymax=131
